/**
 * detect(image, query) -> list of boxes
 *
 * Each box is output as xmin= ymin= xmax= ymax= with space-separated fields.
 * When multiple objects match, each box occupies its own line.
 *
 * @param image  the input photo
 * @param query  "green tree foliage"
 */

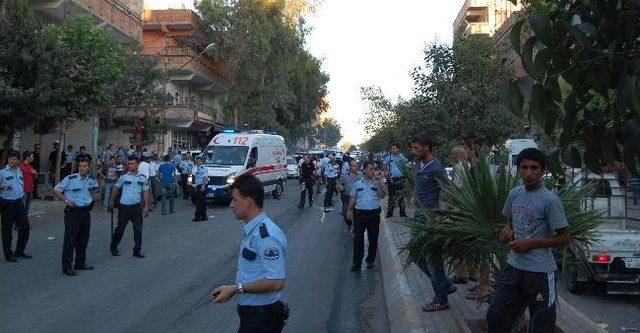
xmin=319 ymin=117 xmax=342 ymax=147
xmin=362 ymin=35 xmax=524 ymax=154
xmin=502 ymin=0 xmax=640 ymax=173
xmin=196 ymin=0 xmax=329 ymax=142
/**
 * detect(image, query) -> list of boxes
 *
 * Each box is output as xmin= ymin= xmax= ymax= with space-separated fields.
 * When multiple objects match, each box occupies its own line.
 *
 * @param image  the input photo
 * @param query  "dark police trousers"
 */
xmin=387 ymin=178 xmax=406 ymax=216
xmin=353 ymin=208 xmax=381 ymax=265
xmin=298 ymin=180 xmax=314 ymax=207
xmin=111 ymin=204 xmax=143 ymax=253
xmin=62 ymin=206 xmax=92 ymax=269
xmin=486 ymin=264 xmax=557 ymax=333
xmin=0 ymin=199 xmax=29 ymax=259
xmin=323 ymin=177 xmax=337 ymax=207
xmin=237 ymin=301 xmax=288 ymax=333
xmin=193 ymin=187 xmax=207 ymax=220
xmin=180 ymin=174 xmax=189 ymax=198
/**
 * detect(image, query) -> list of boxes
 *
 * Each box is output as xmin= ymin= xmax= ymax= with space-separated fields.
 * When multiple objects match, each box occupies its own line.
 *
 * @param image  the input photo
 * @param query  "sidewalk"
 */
xmin=378 ymin=215 xmax=608 ymax=333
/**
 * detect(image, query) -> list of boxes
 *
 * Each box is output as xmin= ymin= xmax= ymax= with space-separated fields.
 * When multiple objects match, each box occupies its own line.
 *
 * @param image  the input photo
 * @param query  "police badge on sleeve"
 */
xmin=263 ymin=247 xmax=280 ymax=260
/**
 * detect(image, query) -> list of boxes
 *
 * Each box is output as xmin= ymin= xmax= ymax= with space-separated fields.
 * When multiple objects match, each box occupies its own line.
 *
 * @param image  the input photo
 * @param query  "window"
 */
xmin=247 ymin=147 xmax=258 ymax=168
xmin=203 ymin=146 xmax=249 ymax=166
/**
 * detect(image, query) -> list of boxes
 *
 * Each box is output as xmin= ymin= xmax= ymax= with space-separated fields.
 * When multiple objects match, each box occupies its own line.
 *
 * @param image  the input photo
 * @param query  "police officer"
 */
xmin=179 ymin=154 xmax=194 ymax=199
xmin=211 ymin=174 xmax=288 ymax=332
xmin=347 ymin=160 xmax=387 ymax=271
xmin=383 ymin=143 xmax=408 ymax=218
xmin=338 ymin=160 xmax=360 ymax=232
xmin=192 ymin=156 xmax=209 ymax=222
xmin=108 ymin=156 xmax=150 ymax=258
xmin=297 ymin=154 xmax=316 ymax=209
xmin=1 ymin=150 xmax=30 ymax=262
xmin=323 ymin=157 xmax=339 ymax=212
xmin=53 ymin=158 xmax=99 ymax=276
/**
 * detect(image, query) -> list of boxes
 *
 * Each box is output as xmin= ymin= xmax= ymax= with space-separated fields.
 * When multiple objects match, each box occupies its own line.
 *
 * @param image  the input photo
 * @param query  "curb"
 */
xmin=378 ymin=216 xmax=425 ymax=333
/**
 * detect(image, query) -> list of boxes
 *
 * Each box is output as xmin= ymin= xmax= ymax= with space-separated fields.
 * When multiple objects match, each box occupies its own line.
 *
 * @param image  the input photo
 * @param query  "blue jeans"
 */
xmin=103 ymin=182 xmax=115 ymax=209
xmin=161 ymin=184 xmax=175 ymax=214
xmin=413 ymin=213 xmax=452 ymax=305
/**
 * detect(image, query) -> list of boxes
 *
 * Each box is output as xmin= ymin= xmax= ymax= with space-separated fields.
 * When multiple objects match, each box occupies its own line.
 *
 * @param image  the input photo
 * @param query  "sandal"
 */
xmin=422 ymin=302 xmax=450 ymax=312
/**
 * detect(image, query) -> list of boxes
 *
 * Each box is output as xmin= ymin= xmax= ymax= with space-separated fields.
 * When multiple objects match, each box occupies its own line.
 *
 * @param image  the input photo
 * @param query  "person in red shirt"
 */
xmin=20 ymin=151 xmax=38 ymax=216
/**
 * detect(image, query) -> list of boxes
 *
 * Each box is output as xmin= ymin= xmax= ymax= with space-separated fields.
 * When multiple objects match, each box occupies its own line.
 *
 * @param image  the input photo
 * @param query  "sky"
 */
xmin=145 ymin=0 xmax=465 ymax=145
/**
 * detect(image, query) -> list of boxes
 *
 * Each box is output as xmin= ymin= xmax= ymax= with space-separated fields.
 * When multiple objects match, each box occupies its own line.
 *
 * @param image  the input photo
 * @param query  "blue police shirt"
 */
xmin=341 ymin=162 xmax=349 ymax=175
xmin=236 ymin=212 xmax=287 ymax=306
xmin=179 ymin=160 xmax=194 ymax=175
xmin=413 ymin=158 xmax=447 ymax=209
xmin=383 ymin=154 xmax=407 ymax=179
xmin=0 ymin=166 xmax=24 ymax=200
xmin=324 ymin=163 xmax=338 ymax=179
xmin=349 ymin=177 xmax=382 ymax=210
xmin=115 ymin=172 xmax=149 ymax=205
xmin=172 ymin=154 xmax=182 ymax=166
xmin=158 ymin=162 xmax=176 ymax=185
xmin=193 ymin=165 xmax=208 ymax=186
xmin=54 ymin=173 xmax=99 ymax=207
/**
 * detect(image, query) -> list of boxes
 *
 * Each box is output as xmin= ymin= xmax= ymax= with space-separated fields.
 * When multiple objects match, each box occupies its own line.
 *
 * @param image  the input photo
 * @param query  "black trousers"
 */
xmin=323 ymin=177 xmax=337 ymax=207
xmin=486 ymin=264 xmax=557 ymax=333
xmin=387 ymin=179 xmax=406 ymax=216
xmin=194 ymin=188 xmax=207 ymax=220
xmin=353 ymin=208 xmax=381 ymax=265
xmin=237 ymin=301 xmax=287 ymax=333
xmin=298 ymin=180 xmax=314 ymax=207
xmin=341 ymin=192 xmax=352 ymax=227
xmin=180 ymin=174 xmax=189 ymax=198
xmin=62 ymin=208 xmax=91 ymax=270
xmin=111 ymin=204 xmax=143 ymax=253
xmin=0 ymin=200 xmax=29 ymax=259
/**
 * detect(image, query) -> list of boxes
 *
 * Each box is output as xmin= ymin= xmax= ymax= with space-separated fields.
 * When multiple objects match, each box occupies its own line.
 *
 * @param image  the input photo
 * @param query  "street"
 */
xmin=0 ymin=183 xmax=389 ymax=333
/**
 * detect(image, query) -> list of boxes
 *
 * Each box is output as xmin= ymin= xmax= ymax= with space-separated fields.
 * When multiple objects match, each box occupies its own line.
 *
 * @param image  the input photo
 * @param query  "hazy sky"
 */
xmin=145 ymin=0 xmax=465 ymax=145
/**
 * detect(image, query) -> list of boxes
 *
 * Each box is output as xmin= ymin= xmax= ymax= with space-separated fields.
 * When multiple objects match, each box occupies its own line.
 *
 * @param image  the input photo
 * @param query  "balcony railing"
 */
xmin=164 ymin=46 xmax=229 ymax=86
xmin=453 ymin=0 xmax=489 ymax=33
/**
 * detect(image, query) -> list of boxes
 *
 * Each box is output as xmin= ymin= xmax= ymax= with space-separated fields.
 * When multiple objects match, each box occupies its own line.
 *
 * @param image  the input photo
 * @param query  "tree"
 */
xmin=196 ymin=0 xmax=328 ymax=143
xmin=319 ymin=118 xmax=342 ymax=148
xmin=502 ymin=0 xmax=640 ymax=173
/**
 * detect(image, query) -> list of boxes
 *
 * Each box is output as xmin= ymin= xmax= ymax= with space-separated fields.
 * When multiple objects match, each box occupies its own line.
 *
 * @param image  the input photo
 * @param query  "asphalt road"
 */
xmin=0 ymin=182 xmax=389 ymax=333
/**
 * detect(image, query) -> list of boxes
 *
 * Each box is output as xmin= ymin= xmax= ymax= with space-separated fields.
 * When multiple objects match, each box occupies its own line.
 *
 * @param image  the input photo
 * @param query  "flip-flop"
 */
xmin=422 ymin=302 xmax=450 ymax=312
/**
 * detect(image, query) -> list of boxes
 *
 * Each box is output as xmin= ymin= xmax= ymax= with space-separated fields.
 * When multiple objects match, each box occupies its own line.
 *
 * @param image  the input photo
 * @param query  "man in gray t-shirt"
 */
xmin=486 ymin=148 xmax=571 ymax=333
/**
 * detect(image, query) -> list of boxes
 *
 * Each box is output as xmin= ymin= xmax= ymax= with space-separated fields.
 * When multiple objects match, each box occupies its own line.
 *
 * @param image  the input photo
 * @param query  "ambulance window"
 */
xmin=247 ymin=147 xmax=258 ymax=168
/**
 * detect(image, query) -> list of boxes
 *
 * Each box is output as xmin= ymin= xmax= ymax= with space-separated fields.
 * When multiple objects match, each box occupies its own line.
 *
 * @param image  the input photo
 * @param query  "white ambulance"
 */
xmin=201 ymin=130 xmax=287 ymax=201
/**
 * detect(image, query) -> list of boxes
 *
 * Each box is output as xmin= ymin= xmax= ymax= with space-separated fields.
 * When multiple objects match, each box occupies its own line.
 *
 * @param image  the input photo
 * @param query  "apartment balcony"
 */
xmin=164 ymin=100 xmax=221 ymax=131
xmin=164 ymin=46 xmax=230 ymax=92
xmin=30 ymin=0 xmax=142 ymax=43
xmin=453 ymin=0 xmax=489 ymax=34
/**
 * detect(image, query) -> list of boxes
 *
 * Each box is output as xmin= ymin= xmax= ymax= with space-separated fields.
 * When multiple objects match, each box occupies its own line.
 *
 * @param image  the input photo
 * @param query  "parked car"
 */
xmin=286 ymin=157 xmax=299 ymax=178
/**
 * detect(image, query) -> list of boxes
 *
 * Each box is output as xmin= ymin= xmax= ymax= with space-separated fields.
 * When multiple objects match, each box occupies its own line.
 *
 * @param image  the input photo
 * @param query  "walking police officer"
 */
xmin=211 ymin=174 xmax=288 ymax=333
xmin=192 ymin=156 xmax=209 ymax=222
xmin=108 ymin=156 xmax=150 ymax=258
xmin=383 ymin=143 xmax=408 ymax=218
xmin=323 ymin=157 xmax=339 ymax=212
xmin=298 ymin=154 xmax=315 ymax=209
xmin=53 ymin=158 xmax=99 ymax=276
xmin=179 ymin=154 xmax=194 ymax=199
xmin=347 ymin=160 xmax=387 ymax=271
xmin=1 ymin=150 xmax=31 ymax=262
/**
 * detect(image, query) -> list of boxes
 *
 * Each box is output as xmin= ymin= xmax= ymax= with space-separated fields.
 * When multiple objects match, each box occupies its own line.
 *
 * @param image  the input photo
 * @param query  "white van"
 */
xmin=505 ymin=139 xmax=538 ymax=175
xmin=201 ymin=130 xmax=287 ymax=201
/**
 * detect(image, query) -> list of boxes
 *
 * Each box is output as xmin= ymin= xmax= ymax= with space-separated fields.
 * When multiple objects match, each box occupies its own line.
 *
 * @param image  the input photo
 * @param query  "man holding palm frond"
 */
xmin=486 ymin=148 xmax=571 ymax=333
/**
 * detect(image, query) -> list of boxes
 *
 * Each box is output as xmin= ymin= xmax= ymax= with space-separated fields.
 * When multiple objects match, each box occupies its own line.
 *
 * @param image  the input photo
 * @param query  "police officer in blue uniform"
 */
xmin=211 ymin=174 xmax=288 ymax=333
xmin=53 ymin=158 xmax=99 ymax=276
xmin=192 ymin=156 xmax=209 ymax=222
xmin=347 ymin=160 xmax=387 ymax=271
xmin=383 ymin=143 xmax=408 ymax=218
xmin=323 ymin=157 xmax=339 ymax=212
xmin=108 ymin=156 xmax=151 ymax=258
xmin=1 ymin=150 xmax=31 ymax=262
xmin=179 ymin=154 xmax=194 ymax=199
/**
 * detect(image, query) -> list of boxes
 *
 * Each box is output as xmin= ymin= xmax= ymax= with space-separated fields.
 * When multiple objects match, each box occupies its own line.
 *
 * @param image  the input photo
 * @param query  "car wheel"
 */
xmin=565 ymin=264 xmax=585 ymax=294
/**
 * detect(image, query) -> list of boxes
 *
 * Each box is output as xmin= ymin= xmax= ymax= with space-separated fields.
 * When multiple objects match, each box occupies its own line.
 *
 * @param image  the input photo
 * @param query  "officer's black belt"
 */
xmin=64 ymin=202 xmax=94 ymax=212
xmin=0 ymin=198 xmax=23 ymax=204
xmin=119 ymin=203 xmax=141 ymax=209
xmin=391 ymin=176 xmax=406 ymax=181
xmin=355 ymin=208 xmax=382 ymax=215
xmin=237 ymin=300 xmax=285 ymax=313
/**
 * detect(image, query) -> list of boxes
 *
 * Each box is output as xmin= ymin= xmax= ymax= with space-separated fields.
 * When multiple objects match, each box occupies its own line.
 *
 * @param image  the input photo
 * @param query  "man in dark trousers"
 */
xmin=1 ymin=150 xmax=31 ymax=262
xmin=108 ymin=156 xmax=150 ymax=258
xmin=32 ymin=143 xmax=41 ymax=198
xmin=323 ymin=157 xmax=339 ymax=212
xmin=297 ymin=154 xmax=316 ymax=209
xmin=53 ymin=158 xmax=99 ymax=276
xmin=192 ymin=156 xmax=209 ymax=222
xmin=346 ymin=160 xmax=387 ymax=271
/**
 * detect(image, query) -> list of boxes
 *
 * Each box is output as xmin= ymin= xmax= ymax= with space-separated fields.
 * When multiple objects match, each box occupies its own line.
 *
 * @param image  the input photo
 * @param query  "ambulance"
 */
xmin=200 ymin=130 xmax=287 ymax=201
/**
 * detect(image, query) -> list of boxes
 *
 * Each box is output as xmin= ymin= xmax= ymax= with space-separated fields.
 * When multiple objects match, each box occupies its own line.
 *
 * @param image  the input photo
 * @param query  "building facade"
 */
xmin=453 ymin=0 xmax=521 ymax=37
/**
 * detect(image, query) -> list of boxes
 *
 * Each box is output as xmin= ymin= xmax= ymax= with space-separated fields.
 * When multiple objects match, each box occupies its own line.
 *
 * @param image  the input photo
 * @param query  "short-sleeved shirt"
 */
xmin=413 ymin=158 xmax=446 ymax=209
xmin=324 ymin=163 xmax=338 ymax=179
xmin=102 ymin=164 xmax=118 ymax=182
xmin=502 ymin=185 xmax=569 ymax=273
xmin=340 ymin=171 xmax=360 ymax=195
xmin=115 ymin=172 xmax=149 ymax=205
xmin=236 ymin=212 xmax=287 ymax=306
xmin=19 ymin=162 xmax=35 ymax=194
xmin=350 ymin=177 xmax=382 ymax=210
xmin=193 ymin=165 xmax=208 ymax=185
xmin=54 ymin=173 xmax=98 ymax=207
xmin=179 ymin=160 xmax=194 ymax=175
xmin=0 ymin=166 xmax=24 ymax=200
xmin=64 ymin=151 xmax=75 ymax=164
xmin=341 ymin=162 xmax=350 ymax=175
xmin=172 ymin=154 xmax=183 ymax=167
xmin=138 ymin=161 xmax=151 ymax=179
xmin=149 ymin=161 xmax=158 ymax=178
xmin=299 ymin=161 xmax=315 ymax=181
xmin=158 ymin=162 xmax=176 ymax=185
xmin=383 ymin=154 xmax=408 ymax=179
